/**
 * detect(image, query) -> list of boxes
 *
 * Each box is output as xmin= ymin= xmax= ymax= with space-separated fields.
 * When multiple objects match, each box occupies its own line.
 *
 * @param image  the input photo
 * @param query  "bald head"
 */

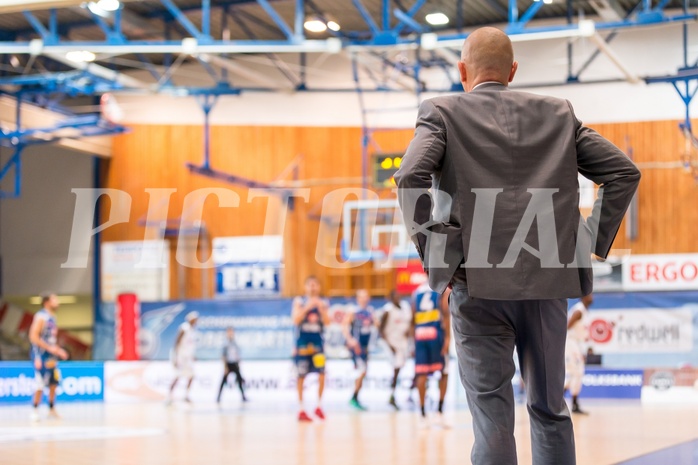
xmin=458 ymin=27 xmax=517 ymax=92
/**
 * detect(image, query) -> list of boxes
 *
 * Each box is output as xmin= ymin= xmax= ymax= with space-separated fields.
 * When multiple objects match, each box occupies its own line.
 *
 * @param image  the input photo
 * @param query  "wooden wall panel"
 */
xmin=103 ymin=119 xmax=698 ymax=299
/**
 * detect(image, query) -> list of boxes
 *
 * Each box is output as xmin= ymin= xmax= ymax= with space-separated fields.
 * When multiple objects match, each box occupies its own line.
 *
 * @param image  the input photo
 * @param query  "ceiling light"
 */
xmin=97 ymin=0 xmax=120 ymax=11
xmin=29 ymin=38 xmax=43 ymax=56
xmin=181 ymin=37 xmax=198 ymax=54
xmin=86 ymin=0 xmax=119 ymax=16
xmin=66 ymin=50 xmax=96 ymax=63
xmin=327 ymin=20 xmax=341 ymax=32
xmin=86 ymin=2 xmax=107 ymax=17
xmin=425 ymin=12 xmax=449 ymax=26
xmin=304 ymin=19 xmax=327 ymax=33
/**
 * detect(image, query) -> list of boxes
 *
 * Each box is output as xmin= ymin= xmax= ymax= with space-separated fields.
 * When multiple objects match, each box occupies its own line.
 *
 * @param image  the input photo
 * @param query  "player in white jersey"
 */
xmin=167 ymin=311 xmax=199 ymax=404
xmin=564 ymin=294 xmax=593 ymax=414
xmin=379 ymin=290 xmax=412 ymax=410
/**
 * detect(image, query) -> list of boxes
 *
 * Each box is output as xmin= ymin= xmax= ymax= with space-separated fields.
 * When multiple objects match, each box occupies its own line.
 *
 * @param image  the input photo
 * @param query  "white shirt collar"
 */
xmin=472 ymin=81 xmax=504 ymax=90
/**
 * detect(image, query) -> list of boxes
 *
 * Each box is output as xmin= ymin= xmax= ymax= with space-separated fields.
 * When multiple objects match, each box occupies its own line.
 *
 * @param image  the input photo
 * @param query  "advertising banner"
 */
xmin=577 ymin=368 xmax=643 ymax=399
xmin=395 ymin=260 xmax=428 ymax=295
xmin=642 ymin=367 xmax=698 ymax=403
xmin=212 ymin=236 xmax=283 ymax=298
xmin=0 ymin=362 xmax=104 ymax=404
xmin=137 ymin=298 xmax=391 ymax=361
xmin=623 ymin=254 xmax=698 ymax=291
xmin=101 ymin=240 xmax=169 ymax=302
xmin=139 ymin=300 xmax=295 ymax=360
xmin=585 ymin=309 xmax=692 ymax=354
xmin=104 ymin=359 xmax=461 ymax=406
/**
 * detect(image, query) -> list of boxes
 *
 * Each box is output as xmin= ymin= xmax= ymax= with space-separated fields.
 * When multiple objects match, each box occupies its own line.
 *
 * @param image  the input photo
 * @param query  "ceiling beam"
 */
xmin=0 ymin=0 xmax=137 ymax=14
xmin=0 ymin=95 xmax=113 ymax=157
xmin=199 ymin=53 xmax=296 ymax=91
xmin=1 ymin=39 xmax=344 ymax=55
xmin=47 ymin=52 xmax=151 ymax=89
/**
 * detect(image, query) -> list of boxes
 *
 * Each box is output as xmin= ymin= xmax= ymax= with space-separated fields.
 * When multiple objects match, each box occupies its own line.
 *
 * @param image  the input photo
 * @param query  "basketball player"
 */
xmin=29 ymin=293 xmax=68 ymax=421
xmin=167 ymin=311 xmax=199 ymax=405
xmin=292 ymin=276 xmax=330 ymax=422
xmin=379 ymin=290 xmax=412 ymax=410
xmin=565 ymin=294 xmax=593 ymax=414
xmin=217 ymin=327 xmax=247 ymax=404
xmin=343 ymin=289 xmax=375 ymax=411
xmin=412 ymin=282 xmax=451 ymax=426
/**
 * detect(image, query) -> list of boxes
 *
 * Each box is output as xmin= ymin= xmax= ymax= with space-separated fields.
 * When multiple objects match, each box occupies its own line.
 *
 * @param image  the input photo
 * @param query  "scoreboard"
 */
xmin=372 ymin=153 xmax=403 ymax=188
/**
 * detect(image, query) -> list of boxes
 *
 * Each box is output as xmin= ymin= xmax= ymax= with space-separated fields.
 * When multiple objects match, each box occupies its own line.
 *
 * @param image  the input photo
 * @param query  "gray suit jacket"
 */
xmin=394 ymin=83 xmax=641 ymax=300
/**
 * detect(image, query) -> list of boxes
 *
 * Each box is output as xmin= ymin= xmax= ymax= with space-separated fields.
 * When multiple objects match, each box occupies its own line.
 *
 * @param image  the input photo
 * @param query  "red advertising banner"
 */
xmin=395 ymin=260 xmax=428 ymax=294
xmin=623 ymin=254 xmax=698 ymax=291
xmin=115 ymin=293 xmax=140 ymax=361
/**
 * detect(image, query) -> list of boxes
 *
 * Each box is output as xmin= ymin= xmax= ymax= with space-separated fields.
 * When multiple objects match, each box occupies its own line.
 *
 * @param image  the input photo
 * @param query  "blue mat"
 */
xmin=616 ymin=439 xmax=698 ymax=465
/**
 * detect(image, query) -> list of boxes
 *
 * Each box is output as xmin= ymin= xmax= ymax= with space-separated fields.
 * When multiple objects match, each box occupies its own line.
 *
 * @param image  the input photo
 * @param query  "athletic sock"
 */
xmin=438 ymin=400 xmax=444 ymax=413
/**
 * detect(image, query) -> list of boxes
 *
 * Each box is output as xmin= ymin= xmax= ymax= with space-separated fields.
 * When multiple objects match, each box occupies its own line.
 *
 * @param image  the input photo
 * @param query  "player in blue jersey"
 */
xmin=343 ymin=289 xmax=376 ymax=411
xmin=29 ymin=293 xmax=68 ymax=422
xmin=292 ymin=276 xmax=330 ymax=422
xmin=412 ymin=283 xmax=451 ymax=427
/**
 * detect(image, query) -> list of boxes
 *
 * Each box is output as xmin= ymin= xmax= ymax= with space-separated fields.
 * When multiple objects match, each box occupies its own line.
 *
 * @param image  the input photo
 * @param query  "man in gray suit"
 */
xmin=394 ymin=28 xmax=640 ymax=465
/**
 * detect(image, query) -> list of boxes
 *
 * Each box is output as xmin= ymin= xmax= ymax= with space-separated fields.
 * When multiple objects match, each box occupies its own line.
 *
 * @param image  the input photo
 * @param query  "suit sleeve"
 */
xmin=393 ymin=99 xmax=447 ymax=261
xmin=568 ymin=100 xmax=641 ymax=258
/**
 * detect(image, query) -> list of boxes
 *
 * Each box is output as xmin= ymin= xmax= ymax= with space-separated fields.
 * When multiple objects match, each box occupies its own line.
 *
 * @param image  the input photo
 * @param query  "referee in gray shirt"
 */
xmin=217 ymin=327 xmax=247 ymax=404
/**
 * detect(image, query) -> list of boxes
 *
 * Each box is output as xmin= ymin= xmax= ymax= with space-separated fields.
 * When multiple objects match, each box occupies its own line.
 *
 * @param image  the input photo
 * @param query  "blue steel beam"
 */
xmin=646 ymin=67 xmax=698 ymax=133
xmin=255 ymin=0 xmax=296 ymax=41
xmin=456 ymin=0 xmax=464 ymax=32
xmin=49 ymin=9 xmax=58 ymax=39
xmin=514 ymin=1 xmax=544 ymax=29
xmin=160 ymin=0 xmax=210 ymax=42
xmin=382 ymin=0 xmax=390 ymax=31
xmin=186 ymin=163 xmax=294 ymax=195
xmin=595 ymin=13 xmax=695 ymax=30
xmin=571 ymin=0 xmax=644 ymax=80
xmin=202 ymin=0 xmax=211 ymax=38
xmin=392 ymin=0 xmax=428 ymax=34
xmin=508 ymin=0 xmax=518 ymax=24
xmin=393 ymin=9 xmax=425 ymax=34
xmin=228 ymin=12 xmax=302 ymax=87
xmin=0 ymin=146 xmax=22 ymax=199
xmin=294 ymin=0 xmax=304 ymax=39
xmin=433 ymin=11 xmax=695 ymax=44
xmin=22 ymin=11 xmax=53 ymax=43
xmin=352 ymin=0 xmax=380 ymax=35
xmin=88 ymin=6 xmax=125 ymax=43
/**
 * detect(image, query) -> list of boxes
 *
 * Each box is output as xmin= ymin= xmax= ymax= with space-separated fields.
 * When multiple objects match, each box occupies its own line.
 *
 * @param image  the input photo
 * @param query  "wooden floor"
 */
xmin=2 ymin=400 xmax=697 ymax=465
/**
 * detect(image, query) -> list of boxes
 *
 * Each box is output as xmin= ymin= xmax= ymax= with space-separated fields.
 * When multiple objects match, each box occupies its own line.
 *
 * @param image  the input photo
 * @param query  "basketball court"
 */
xmin=2 ymin=401 xmax=698 ymax=465
xmin=1 ymin=1 xmax=698 ymax=464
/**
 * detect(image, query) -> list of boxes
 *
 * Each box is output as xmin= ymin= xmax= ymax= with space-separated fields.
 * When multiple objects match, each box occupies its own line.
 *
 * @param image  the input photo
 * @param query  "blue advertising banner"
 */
xmin=139 ymin=299 xmax=295 ymax=360
xmin=577 ymin=368 xmax=644 ymax=399
xmin=0 ymin=362 xmax=105 ymax=404
xmin=212 ymin=236 xmax=283 ymax=298
xmin=215 ymin=263 xmax=281 ymax=297
xmin=138 ymin=298 xmax=392 ymax=361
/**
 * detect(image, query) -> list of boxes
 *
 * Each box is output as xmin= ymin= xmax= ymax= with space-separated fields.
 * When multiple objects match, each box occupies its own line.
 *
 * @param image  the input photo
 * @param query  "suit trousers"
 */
xmin=449 ymin=284 xmax=576 ymax=465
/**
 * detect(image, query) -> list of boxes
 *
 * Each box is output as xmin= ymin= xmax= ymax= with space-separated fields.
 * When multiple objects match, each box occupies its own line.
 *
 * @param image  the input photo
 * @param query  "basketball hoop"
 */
xmin=100 ymin=93 xmax=124 ymax=124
